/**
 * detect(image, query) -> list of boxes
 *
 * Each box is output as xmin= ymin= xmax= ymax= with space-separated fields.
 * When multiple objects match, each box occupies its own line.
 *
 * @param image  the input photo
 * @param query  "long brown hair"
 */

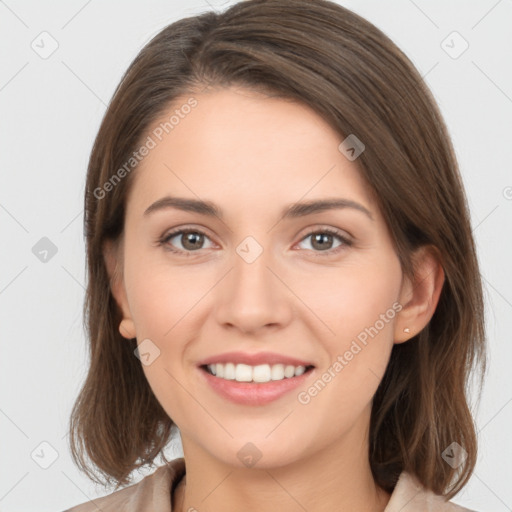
xmin=69 ymin=0 xmax=486 ymax=499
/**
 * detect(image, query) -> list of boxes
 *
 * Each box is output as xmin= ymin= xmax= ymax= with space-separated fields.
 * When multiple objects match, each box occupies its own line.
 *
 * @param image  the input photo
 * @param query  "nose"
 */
xmin=214 ymin=245 xmax=294 ymax=335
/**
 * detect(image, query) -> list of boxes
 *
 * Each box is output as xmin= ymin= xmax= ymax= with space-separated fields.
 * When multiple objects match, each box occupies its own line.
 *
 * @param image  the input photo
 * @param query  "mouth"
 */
xmin=200 ymin=363 xmax=315 ymax=383
xmin=198 ymin=362 xmax=316 ymax=406
xmin=196 ymin=351 xmax=317 ymax=405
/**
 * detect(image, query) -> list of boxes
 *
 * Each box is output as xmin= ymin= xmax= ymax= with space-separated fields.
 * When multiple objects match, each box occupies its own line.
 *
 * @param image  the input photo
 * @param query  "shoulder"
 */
xmin=385 ymin=471 xmax=478 ymax=512
xmin=62 ymin=457 xmax=186 ymax=512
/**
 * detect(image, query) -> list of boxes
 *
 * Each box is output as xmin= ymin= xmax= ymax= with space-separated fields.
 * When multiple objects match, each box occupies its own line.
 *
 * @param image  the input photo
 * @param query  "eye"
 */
xmin=296 ymin=228 xmax=352 ymax=256
xmin=158 ymin=226 xmax=352 ymax=257
xmin=159 ymin=228 xmax=214 ymax=254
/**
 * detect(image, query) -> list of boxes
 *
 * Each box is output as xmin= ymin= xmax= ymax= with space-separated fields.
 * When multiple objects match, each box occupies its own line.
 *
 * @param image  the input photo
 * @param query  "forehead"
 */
xmin=126 ymin=87 xmax=376 ymax=218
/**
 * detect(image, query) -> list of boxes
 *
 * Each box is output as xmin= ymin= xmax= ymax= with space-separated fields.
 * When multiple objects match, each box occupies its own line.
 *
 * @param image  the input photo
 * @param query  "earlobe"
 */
xmin=394 ymin=245 xmax=445 ymax=344
xmin=103 ymin=238 xmax=136 ymax=340
xmin=119 ymin=318 xmax=136 ymax=339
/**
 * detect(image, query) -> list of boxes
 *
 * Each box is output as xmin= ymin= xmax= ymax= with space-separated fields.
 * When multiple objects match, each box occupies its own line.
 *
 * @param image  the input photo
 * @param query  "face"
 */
xmin=108 ymin=86 xmax=414 ymax=470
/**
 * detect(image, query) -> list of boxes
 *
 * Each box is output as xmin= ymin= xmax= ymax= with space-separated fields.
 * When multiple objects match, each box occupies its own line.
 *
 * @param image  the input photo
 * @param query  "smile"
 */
xmin=198 ymin=364 xmax=316 ymax=406
xmin=203 ymin=362 xmax=313 ymax=382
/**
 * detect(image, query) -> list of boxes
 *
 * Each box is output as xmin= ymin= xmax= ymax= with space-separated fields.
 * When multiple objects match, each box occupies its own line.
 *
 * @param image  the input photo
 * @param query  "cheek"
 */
xmin=322 ymin=264 xmax=400 ymax=399
xmin=292 ymin=255 xmax=401 ymax=341
xmin=125 ymin=255 xmax=208 ymax=338
xmin=123 ymin=258 xmax=214 ymax=393
xmin=293 ymin=255 xmax=401 ymax=399
xmin=124 ymin=263 xmax=197 ymax=420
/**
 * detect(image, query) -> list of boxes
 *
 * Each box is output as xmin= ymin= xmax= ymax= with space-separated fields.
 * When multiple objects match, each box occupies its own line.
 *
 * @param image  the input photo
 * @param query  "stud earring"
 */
xmin=403 ymin=327 xmax=410 ymax=333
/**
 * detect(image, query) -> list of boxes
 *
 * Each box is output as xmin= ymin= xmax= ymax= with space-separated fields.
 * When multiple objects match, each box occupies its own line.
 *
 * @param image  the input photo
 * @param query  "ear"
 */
xmin=103 ymin=238 xmax=136 ymax=340
xmin=394 ymin=245 xmax=445 ymax=344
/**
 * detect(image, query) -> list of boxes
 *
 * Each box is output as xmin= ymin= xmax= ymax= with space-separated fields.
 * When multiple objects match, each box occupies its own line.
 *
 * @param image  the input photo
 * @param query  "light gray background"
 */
xmin=1 ymin=1 xmax=511 ymax=511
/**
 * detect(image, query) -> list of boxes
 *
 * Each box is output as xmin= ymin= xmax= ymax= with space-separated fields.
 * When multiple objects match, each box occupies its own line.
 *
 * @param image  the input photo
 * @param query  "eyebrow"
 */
xmin=143 ymin=196 xmax=374 ymax=221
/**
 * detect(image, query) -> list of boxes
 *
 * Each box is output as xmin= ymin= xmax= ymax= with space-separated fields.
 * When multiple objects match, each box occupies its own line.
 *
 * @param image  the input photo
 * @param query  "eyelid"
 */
xmin=298 ymin=225 xmax=353 ymax=243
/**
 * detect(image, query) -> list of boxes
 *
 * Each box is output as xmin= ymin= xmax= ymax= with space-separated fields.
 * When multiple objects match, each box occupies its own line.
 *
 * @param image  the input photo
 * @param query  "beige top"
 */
xmin=64 ymin=457 xmax=476 ymax=512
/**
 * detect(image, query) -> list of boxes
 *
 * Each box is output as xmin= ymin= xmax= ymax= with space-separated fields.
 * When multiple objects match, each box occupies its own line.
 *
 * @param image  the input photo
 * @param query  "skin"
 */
xmin=104 ymin=86 xmax=445 ymax=512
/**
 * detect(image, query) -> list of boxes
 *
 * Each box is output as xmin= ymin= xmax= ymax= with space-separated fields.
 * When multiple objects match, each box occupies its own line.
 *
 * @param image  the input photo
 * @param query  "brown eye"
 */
xmin=297 ymin=228 xmax=352 ymax=255
xmin=310 ymin=232 xmax=336 ymax=251
xmin=161 ymin=229 xmax=213 ymax=253
xmin=180 ymin=231 xmax=205 ymax=251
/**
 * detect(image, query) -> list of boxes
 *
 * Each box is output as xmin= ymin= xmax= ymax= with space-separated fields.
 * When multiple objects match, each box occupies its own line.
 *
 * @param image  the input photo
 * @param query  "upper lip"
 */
xmin=197 ymin=351 xmax=315 ymax=368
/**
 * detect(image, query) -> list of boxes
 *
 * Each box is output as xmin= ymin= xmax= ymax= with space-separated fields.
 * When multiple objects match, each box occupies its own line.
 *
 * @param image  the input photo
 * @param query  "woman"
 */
xmin=65 ymin=0 xmax=486 ymax=510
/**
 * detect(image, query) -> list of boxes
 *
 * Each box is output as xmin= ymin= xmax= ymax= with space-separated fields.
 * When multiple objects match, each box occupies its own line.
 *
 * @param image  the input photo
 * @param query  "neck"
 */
xmin=172 ymin=416 xmax=390 ymax=512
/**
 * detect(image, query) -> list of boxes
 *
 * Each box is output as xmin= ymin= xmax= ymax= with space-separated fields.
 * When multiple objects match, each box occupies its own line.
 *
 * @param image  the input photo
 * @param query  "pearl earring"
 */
xmin=403 ymin=327 xmax=410 ymax=333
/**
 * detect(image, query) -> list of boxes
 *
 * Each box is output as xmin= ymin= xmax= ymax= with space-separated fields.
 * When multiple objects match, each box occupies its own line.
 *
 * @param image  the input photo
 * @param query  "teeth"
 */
xmin=206 ymin=363 xmax=309 ymax=382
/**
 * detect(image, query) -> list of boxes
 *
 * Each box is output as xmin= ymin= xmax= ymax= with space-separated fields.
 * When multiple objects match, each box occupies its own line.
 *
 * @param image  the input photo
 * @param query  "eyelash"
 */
xmin=158 ymin=226 xmax=352 ymax=257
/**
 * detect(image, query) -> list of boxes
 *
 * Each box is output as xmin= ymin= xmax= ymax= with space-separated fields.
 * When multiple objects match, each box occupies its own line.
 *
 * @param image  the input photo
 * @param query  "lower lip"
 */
xmin=198 ymin=366 xmax=315 ymax=406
